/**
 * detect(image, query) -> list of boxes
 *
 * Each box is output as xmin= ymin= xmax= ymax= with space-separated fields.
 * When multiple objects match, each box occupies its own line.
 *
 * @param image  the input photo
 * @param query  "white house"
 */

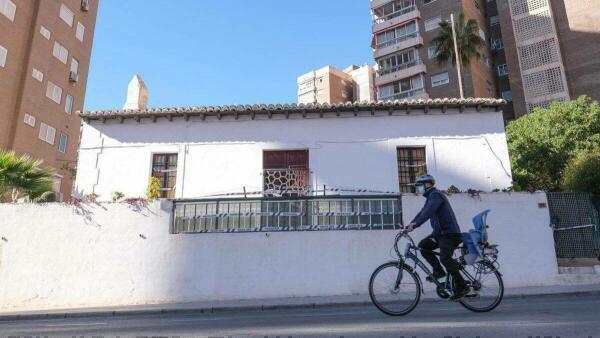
xmin=75 ymin=98 xmax=512 ymax=202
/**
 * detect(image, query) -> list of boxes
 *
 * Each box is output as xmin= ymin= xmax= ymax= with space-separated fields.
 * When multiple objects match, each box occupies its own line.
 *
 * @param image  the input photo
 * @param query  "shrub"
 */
xmin=112 ymin=191 xmax=125 ymax=202
xmin=562 ymin=149 xmax=600 ymax=195
xmin=145 ymin=177 xmax=161 ymax=201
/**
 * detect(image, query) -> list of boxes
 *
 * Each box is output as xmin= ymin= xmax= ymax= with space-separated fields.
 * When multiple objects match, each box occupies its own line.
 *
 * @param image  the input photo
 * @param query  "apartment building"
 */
xmin=492 ymin=0 xmax=600 ymax=117
xmin=370 ymin=0 xmax=497 ymax=107
xmin=0 ymin=0 xmax=99 ymax=200
xmin=297 ymin=65 xmax=376 ymax=104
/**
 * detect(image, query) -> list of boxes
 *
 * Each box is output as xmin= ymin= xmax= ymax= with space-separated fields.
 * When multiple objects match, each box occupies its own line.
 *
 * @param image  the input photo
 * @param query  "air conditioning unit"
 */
xmin=69 ymin=71 xmax=79 ymax=83
xmin=81 ymin=0 xmax=89 ymax=12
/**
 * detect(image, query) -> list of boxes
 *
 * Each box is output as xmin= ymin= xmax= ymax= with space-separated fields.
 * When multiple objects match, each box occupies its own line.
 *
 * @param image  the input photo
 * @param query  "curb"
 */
xmin=1 ymin=289 xmax=599 ymax=322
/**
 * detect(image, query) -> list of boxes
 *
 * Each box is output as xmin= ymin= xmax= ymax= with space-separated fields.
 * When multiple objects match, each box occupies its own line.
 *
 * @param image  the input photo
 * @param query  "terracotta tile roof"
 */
xmin=79 ymin=98 xmax=506 ymax=121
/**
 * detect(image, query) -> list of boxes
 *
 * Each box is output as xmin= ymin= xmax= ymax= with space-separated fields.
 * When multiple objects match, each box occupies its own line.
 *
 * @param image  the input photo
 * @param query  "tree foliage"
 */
xmin=432 ymin=13 xmax=486 ymax=67
xmin=562 ymin=149 xmax=600 ymax=195
xmin=0 ymin=150 xmax=55 ymax=202
xmin=506 ymin=96 xmax=600 ymax=191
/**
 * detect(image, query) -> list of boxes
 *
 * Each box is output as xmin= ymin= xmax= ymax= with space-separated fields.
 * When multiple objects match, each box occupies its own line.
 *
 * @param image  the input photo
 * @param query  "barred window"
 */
xmin=152 ymin=154 xmax=178 ymax=199
xmin=397 ymin=147 xmax=427 ymax=193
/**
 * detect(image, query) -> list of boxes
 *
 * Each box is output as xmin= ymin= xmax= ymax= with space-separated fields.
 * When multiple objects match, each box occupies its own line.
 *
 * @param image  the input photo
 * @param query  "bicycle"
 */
xmin=369 ymin=230 xmax=504 ymax=316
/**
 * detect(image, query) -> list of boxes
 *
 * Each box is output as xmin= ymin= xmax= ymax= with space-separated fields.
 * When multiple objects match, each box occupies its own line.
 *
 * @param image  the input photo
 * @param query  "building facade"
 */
xmin=370 ymin=0 xmax=497 ymax=106
xmin=75 ymin=99 xmax=512 ymax=201
xmin=0 ymin=0 xmax=99 ymax=200
xmin=297 ymin=65 xmax=376 ymax=104
xmin=493 ymin=0 xmax=600 ymax=117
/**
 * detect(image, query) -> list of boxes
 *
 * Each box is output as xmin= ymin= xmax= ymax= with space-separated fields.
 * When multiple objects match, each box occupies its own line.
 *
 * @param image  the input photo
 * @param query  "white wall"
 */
xmin=75 ymin=109 xmax=512 ymax=201
xmin=0 ymin=193 xmax=562 ymax=312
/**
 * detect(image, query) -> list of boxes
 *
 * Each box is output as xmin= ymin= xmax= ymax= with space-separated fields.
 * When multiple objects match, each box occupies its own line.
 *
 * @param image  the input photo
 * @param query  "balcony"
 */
xmin=263 ymin=168 xmax=310 ymax=196
xmin=171 ymin=195 xmax=403 ymax=233
xmin=378 ymin=87 xmax=429 ymax=101
xmin=370 ymin=0 xmax=396 ymax=9
xmin=374 ymin=32 xmax=423 ymax=59
xmin=372 ymin=7 xmax=421 ymax=34
xmin=376 ymin=59 xmax=427 ymax=87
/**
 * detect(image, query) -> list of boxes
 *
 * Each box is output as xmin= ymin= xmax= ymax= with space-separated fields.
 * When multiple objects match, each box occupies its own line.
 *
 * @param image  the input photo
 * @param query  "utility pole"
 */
xmin=450 ymin=13 xmax=464 ymax=99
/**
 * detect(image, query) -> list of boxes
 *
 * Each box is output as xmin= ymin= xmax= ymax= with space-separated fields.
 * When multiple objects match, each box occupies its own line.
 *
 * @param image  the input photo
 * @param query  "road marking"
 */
xmin=44 ymin=322 xmax=107 ymax=327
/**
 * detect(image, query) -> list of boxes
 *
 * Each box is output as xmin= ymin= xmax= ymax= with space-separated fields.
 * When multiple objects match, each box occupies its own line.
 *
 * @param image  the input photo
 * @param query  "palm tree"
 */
xmin=0 ymin=150 xmax=56 ymax=203
xmin=431 ymin=13 xmax=486 ymax=67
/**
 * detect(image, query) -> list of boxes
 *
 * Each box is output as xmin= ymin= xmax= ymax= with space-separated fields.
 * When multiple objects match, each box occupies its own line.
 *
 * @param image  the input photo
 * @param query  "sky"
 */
xmin=84 ymin=0 xmax=374 ymax=111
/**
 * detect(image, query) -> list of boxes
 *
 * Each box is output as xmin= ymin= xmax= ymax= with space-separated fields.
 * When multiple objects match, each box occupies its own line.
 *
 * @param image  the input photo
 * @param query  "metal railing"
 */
xmin=376 ymin=31 xmax=419 ymax=49
xmin=373 ymin=5 xmax=417 ymax=24
xmin=171 ymin=195 xmax=403 ymax=234
xmin=378 ymin=87 xmax=425 ymax=101
xmin=377 ymin=59 xmax=422 ymax=76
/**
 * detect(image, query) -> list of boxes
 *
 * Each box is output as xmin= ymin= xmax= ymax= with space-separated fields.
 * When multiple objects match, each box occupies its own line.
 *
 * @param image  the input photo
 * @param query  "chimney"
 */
xmin=123 ymin=75 xmax=148 ymax=110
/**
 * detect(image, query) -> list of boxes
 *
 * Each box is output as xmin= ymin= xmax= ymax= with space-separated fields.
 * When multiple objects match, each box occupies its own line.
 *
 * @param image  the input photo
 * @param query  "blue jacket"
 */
xmin=411 ymin=187 xmax=461 ymax=236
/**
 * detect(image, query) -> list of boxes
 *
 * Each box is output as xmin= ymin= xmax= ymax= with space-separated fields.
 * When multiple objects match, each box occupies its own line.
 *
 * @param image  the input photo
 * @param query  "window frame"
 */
xmin=38 ymin=122 xmax=56 ymax=145
xmin=0 ymin=0 xmax=16 ymax=22
xmin=53 ymin=41 xmax=68 ymax=64
xmin=151 ymin=153 xmax=178 ymax=199
xmin=65 ymin=94 xmax=74 ymax=114
xmin=46 ymin=81 xmax=63 ymax=104
xmin=397 ymin=147 xmax=427 ymax=193
xmin=24 ymin=113 xmax=36 ymax=127
xmin=58 ymin=132 xmax=68 ymax=153
xmin=431 ymin=72 xmax=449 ymax=87
xmin=497 ymin=63 xmax=509 ymax=76
xmin=76 ymin=22 xmax=85 ymax=41
xmin=424 ymin=16 xmax=442 ymax=32
xmin=59 ymin=3 xmax=74 ymax=27
xmin=0 ymin=44 xmax=7 ymax=68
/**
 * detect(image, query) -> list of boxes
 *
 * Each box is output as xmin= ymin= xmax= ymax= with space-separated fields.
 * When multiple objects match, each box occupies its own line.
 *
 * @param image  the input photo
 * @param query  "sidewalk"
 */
xmin=2 ymin=284 xmax=600 ymax=321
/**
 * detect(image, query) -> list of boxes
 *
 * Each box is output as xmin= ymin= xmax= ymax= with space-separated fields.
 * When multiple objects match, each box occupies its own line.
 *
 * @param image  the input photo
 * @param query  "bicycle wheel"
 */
xmin=458 ymin=261 xmax=504 ymax=312
xmin=369 ymin=262 xmax=421 ymax=316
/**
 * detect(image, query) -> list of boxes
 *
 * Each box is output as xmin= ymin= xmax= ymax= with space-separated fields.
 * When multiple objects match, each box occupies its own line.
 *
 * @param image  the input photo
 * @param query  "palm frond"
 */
xmin=431 ymin=13 xmax=486 ymax=67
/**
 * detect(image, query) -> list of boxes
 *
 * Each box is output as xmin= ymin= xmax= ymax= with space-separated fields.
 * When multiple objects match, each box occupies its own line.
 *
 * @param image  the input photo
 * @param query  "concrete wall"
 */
xmin=75 ymin=109 xmax=513 ymax=201
xmin=0 ymin=193 xmax=562 ymax=312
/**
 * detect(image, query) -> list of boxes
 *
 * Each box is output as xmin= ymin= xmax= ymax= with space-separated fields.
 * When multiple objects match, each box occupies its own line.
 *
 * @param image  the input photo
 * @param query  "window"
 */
xmin=423 ymin=0 xmax=437 ymax=4
xmin=397 ymin=147 xmax=427 ymax=193
xmin=479 ymin=28 xmax=486 ymax=41
xmin=24 ymin=113 xmax=36 ymax=127
xmin=501 ymin=90 xmax=513 ymax=101
xmin=53 ymin=41 xmax=68 ymax=64
xmin=263 ymin=150 xmax=310 ymax=196
xmin=40 ymin=25 xmax=51 ymax=40
xmin=65 ymin=94 xmax=74 ymax=114
xmin=373 ymin=0 xmax=417 ymax=23
xmin=490 ymin=15 xmax=500 ymax=26
xmin=32 ymin=68 xmax=44 ymax=82
xmin=0 ymin=44 xmax=7 ymax=68
xmin=483 ymin=55 xmax=490 ymax=67
xmin=425 ymin=16 xmax=442 ymax=31
xmin=76 ymin=22 xmax=85 ymax=41
xmin=38 ymin=122 xmax=56 ymax=145
xmin=431 ymin=72 xmax=449 ymax=87
xmin=376 ymin=20 xmax=418 ymax=48
xmin=58 ymin=133 xmax=68 ymax=153
xmin=491 ymin=38 xmax=504 ymax=50
xmin=151 ymin=154 xmax=178 ymax=199
xmin=0 ymin=0 xmax=16 ymax=22
xmin=376 ymin=47 xmax=419 ymax=75
xmin=46 ymin=81 xmax=63 ymax=104
xmin=59 ymin=4 xmax=74 ymax=27
xmin=379 ymin=75 xmax=425 ymax=100
xmin=427 ymin=45 xmax=438 ymax=59
xmin=70 ymin=58 xmax=79 ymax=75
xmin=497 ymin=64 xmax=508 ymax=76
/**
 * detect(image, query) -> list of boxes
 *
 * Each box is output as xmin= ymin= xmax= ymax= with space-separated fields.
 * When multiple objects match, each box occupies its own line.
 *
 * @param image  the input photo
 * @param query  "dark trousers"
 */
xmin=418 ymin=234 xmax=467 ymax=289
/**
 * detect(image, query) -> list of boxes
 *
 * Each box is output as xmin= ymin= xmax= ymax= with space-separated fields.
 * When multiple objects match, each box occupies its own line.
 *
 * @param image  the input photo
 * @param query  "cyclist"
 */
xmin=404 ymin=174 xmax=470 ymax=301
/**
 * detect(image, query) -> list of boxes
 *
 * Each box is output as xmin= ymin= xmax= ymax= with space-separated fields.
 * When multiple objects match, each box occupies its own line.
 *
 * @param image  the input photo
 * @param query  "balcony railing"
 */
xmin=376 ymin=31 xmax=419 ymax=49
xmin=171 ymin=195 xmax=403 ymax=234
xmin=377 ymin=59 xmax=422 ymax=76
xmin=373 ymin=5 xmax=417 ymax=24
xmin=379 ymin=87 xmax=426 ymax=101
xmin=263 ymin=168 xmax=310 ymax=196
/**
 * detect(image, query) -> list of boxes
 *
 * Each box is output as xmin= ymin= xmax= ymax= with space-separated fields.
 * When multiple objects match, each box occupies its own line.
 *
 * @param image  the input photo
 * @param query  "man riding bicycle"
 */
xmin=404 ymin=174 xmax=470 ymax=301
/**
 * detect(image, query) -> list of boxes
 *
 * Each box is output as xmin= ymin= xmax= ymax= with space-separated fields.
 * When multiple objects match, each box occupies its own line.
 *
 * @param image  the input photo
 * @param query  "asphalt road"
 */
xmin=1 ymin=294 xmax=598 ymax=338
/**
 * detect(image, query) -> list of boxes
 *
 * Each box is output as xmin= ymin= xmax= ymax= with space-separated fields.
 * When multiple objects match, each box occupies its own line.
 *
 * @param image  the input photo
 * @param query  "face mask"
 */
xmin=418 ymin=185 xmax=426 ymax=194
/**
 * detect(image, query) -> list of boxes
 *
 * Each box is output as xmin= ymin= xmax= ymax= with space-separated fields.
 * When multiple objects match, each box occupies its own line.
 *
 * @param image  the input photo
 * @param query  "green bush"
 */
xmin=145 ymin=177 xmax=162 ymax=201
xmin=506 ymin=96 xmax=600 ymax=191
xmin=562 ymin=150 xmax=600 ymax=195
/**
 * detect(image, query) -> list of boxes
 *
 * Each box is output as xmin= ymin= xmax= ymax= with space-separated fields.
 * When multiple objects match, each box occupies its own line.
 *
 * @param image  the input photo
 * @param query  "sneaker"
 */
xmin=426 ymin=271 xmax=447 ymax=283
xmin=449 ymin=286 xmax=470 ymax=301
